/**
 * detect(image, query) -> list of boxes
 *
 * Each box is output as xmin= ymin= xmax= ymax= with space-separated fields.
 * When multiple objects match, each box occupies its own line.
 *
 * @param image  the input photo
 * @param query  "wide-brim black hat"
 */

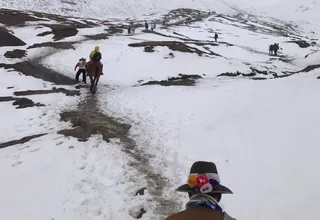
xmin=176 ymin=161 xmax=233 ymax=194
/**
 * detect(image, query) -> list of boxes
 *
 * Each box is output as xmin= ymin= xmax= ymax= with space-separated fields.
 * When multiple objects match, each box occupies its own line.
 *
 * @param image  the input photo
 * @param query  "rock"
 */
xmin=14 ymin=88 xmax=80 ymax=96
xmin=217 ymin=71 xmax=242 ymax=77
xmin=4 ymin=49 xmax=27 ymax=58
xmin=135 ymin=187 xmax=147 ymax=196
xmin=0 ymin=96 xmax=18 ymax=102
xmin=129 ymin=206 xmax=147 ymax=219
xmin=12 ymin=97 xmax=45 ymax=109
xmin=144 ymin=46 xmax=154 ymax=53
xmin=0 ymin=27 xmax=26 ymax=47
xmin=141 ymin=74 xmax=202 ymax=86
xmin=44 ymin=24 xmax=79 ymax=41
xmin=287 ymin=40 xmax=310 ymax=48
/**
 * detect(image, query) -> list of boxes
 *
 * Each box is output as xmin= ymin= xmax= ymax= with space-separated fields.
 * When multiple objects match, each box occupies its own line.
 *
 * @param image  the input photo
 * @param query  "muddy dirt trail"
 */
xmin=59 ymin=95 xmax=182 ymax=217
xmin=0 ymin=29 xmax=183 ymax=219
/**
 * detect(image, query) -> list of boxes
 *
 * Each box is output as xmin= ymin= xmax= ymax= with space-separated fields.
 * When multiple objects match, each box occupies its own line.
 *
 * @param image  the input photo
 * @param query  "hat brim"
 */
xmin=176 ymin=184 xmax=233 ymax=194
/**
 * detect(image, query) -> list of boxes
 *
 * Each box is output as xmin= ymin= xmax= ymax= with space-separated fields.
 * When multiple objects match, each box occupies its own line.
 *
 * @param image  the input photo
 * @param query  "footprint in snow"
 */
xmin=29 ymin=148 xmax=40 ymax=153
xmin=12 ymin=161 xmax=23 ymax=167
xmin=79 ymin=161 xmax=88 ymax=170
xmin=56 ymin=141 xmax=64 ymax=146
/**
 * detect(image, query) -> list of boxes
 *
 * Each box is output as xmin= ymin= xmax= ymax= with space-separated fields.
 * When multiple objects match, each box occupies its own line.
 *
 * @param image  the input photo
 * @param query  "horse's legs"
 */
xmin=89 ymin=76 xmax=94 ymax=91
xmin=92 ymin=66 xmax=102 ymax=94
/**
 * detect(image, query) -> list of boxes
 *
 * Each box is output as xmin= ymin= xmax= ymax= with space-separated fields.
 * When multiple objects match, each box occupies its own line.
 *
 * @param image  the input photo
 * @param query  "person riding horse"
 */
xmin=87 ymin=46 xmax=103 ymax=93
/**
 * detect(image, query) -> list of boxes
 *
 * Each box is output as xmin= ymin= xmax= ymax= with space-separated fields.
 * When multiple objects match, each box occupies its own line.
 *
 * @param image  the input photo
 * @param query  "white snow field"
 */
xmin=0 ymin=3 xmax=320 ymax=220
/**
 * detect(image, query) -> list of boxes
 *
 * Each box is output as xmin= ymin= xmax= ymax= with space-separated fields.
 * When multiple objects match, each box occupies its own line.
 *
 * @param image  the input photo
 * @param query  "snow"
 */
xmin=99 ymin=70 xmax=320 ymax=220
xmin=1 ymin=3 xmax=320 ymax=220
xmin=0 ymin=0 xmax=235 ymax=20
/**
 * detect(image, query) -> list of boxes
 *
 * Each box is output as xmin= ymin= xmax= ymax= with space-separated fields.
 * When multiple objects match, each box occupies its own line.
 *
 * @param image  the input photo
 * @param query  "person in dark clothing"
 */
xmin=144 ymin=21 xmax=149 ymax=30
xmin=165 ymin=161 xmax=236 ymax=220
xmin=74 ymin=58 xmax=87 ymax=83
xmin=214 ymin=33 xmax=218 ymax=42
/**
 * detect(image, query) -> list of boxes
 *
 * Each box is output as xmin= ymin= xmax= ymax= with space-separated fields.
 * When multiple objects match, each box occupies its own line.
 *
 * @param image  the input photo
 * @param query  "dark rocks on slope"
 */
xmin=14 ymin=88 xmax=80 ymax=96
xmin=43 ymin=24 xmax=79 ymax=41
xmin=135 ymin=187 xmax=147 ymax=196
xmin=286 ymin=40 xmax=310 ymax=48
xmin=12 ymin=98 xmax=45 ymax=109
xmin=0 ymin=27 xmax=26 ymax=47
xmin=27 ymin=41 xmax=76 ymax=49
xmin=0 ymin=61 xmax=76 ymax=85
xmin=0 ymin=8 xmax=44 ymax=26
xmin=129 ymin=41 xmax=218 ymax=56
xmin=144 ymin=46 xmax=155 ymax=52
xmin=4 ymin=49 xmax=27 ymax=58
xmin=141 ymin=74 xmax=202 ymax=86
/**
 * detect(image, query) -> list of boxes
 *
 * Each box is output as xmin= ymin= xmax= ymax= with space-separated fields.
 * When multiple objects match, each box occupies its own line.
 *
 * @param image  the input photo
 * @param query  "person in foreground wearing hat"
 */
xmin=74 ymin=57 xmax=87 ymax=83
xmin=165 ymin=161 xmax=236 ymax=220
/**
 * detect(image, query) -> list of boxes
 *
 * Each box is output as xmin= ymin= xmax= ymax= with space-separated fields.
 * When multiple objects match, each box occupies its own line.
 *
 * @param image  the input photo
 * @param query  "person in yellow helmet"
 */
xmin=88 ymin=46 xmax=103 ymax=75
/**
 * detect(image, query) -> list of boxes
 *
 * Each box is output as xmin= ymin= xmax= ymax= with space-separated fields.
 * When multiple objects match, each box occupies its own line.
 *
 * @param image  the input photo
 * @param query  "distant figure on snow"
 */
xmin=150 ymin=23 xmax=156 ymax=31
xmin=144 ymin=21 xmax=149 ymax=30
xmin=128 ymin=22 xmax=135 ymax=35
xmin=164 ymin=161 xmax=236 ymax=220
xmin=214 ymin=33 xmax=218 ymax=42
xmin=74 ymin=58 xmax=87 ymax=83
xmin=269 ymin=43 xmax=280 ymax=56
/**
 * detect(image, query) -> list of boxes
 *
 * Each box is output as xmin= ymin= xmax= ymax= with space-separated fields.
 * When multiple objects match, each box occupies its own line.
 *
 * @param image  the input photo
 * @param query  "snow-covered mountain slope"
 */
xmin=1 ymin=7 xmax=320 ymax=220
xmin=0 ymin=0 xmax=236 ymax=19
xmin=1 ymin=0 xmax=319 ymax=24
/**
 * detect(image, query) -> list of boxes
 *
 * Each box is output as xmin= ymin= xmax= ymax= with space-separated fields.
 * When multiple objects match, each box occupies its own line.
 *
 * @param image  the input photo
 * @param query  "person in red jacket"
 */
xmin=74 ymin=58 xmax=87 ymax=83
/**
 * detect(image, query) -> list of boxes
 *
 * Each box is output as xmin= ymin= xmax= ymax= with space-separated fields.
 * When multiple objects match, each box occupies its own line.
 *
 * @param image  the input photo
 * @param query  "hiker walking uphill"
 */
xmin=144 ymin=21 xmax=149 ymax=30
xmin=165 ymin=161 xmax=236 ymax=220
xmin=74 ymin=57 xmax=87 ymax=83
xmin=214 ymin=33 xmax=218 ymax=42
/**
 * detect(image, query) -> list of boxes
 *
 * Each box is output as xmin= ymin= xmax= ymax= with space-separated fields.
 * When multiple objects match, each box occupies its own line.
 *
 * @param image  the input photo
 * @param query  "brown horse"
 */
xmin=86 ymin=61 xmax=102 ymax=94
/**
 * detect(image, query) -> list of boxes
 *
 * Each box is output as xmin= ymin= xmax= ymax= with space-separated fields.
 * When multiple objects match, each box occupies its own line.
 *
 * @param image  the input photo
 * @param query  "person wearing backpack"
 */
xmin=89 ymin=46 xmax=103 ymax=75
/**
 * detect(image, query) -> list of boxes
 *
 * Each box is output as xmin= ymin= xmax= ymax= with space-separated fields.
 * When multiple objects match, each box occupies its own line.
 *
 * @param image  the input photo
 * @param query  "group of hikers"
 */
xmin=74 ymin=46 xmax=103 ymax=87
xmin=127 ymin=21 xmax=157 ymax=35
xmin=75 ymin=24 xmax=281 ymax=91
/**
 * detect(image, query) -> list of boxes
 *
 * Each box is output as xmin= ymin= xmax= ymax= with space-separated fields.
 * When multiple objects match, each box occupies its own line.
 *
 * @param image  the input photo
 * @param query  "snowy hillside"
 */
xmin=0 ymin=0 xmax=236 ymax=19
xmin=1 ymin=6 xmax=320 ymax=220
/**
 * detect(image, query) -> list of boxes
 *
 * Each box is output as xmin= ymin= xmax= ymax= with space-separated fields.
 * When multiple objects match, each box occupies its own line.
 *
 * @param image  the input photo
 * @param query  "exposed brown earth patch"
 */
xmin=14 ymin=88 xmax=80 ymax=96
xmin=27 ymin=41 xmax=76 ymax=49
xmin=0 ymin=61 xmax=76 ymax=85
xmin=12 ymin=97 xmax=45 ymax=109
xmin=0 ymin=27 xmax=26 ymax=46
xmin=42 ymin=24 xmax=79 ymax=41
xmin=141 ymin=74 xmax=202 ymax=86
xmin=286 ymin=40 xmax=310 ymax=48
xmin=4 ymin=49 xmax=27 ymax=58
xmin=129 ymin=41 xmax=221 ymax=56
